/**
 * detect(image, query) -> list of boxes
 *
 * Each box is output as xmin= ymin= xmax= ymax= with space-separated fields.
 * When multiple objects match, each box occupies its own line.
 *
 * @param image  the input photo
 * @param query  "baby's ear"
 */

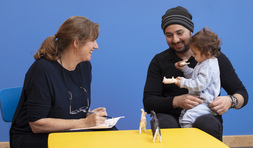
xmin=205 ymin=51 xmax=212 ymax=58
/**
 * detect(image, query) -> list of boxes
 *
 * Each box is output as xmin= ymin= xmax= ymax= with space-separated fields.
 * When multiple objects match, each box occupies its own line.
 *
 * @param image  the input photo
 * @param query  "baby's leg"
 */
xmin=179 ymin=103 xmax=211 ymax=128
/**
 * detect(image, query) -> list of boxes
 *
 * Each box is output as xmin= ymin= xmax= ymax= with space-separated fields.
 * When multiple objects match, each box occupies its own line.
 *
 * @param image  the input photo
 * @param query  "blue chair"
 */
xmin=0 ymin=87 xmax=22 ymax=122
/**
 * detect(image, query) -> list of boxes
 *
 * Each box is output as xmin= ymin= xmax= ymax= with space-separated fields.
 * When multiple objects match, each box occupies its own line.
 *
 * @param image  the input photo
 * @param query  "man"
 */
xmin=143 ymin=6 xmax=248 ymax=141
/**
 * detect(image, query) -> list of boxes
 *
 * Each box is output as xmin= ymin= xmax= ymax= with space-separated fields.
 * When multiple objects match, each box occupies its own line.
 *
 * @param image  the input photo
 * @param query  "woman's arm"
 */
xmin=29 ymin=108 xmax=107 ymax=133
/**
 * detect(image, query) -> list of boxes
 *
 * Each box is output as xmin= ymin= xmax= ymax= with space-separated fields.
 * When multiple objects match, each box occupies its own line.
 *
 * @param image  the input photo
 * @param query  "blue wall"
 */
xmin=0 ymin=0 xmax=252 ymax=141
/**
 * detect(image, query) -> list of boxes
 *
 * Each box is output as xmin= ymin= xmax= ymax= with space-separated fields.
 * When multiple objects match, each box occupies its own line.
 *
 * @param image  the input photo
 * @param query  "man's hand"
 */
xmin=209 ymin=96 xmax=231 ymax=115
xmin=175 ymin=61 xmax=187 ymax=71
xmin=173 ymin=94 xmax=203 ymax=109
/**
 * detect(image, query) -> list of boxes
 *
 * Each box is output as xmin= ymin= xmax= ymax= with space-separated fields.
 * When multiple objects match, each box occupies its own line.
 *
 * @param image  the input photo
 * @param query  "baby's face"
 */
xmin=190 ymin=46 xmax=208 ymax=63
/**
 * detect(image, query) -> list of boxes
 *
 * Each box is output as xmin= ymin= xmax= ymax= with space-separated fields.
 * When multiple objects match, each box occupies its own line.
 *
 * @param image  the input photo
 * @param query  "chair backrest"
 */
xmin=0 ymin=87 xmax=22 ymax=122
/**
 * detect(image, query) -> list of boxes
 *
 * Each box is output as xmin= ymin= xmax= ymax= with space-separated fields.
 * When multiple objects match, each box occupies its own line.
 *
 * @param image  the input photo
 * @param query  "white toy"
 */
xmin=179 ymin=60 xmax=190 ymax=67
xmin=162 ymin=76 xmax=177 ymax=84
xmin=139 ymin=109 xmax=147 ymax=133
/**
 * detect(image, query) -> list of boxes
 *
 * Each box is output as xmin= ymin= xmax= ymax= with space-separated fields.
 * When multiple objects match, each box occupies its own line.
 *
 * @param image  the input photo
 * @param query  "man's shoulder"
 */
xmin=153 ymin=48 xmax=173 ymax=59
xmin=157 ymin=48 xmax=170 ymax=55
xmin=217 ymin=52 xmax=227 ymax=59
xmin=216 ymin=52 xmax=230 ymax=63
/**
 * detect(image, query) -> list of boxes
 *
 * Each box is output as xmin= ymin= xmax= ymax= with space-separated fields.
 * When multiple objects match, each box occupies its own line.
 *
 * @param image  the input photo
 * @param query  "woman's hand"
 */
xmin=91 ymin=107 xmax=107 ymax=114
xmin=84 ymin=107 xmax=107 ymax=127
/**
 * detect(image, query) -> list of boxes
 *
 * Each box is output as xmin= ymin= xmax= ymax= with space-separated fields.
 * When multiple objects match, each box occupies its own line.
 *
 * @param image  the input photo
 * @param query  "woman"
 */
xmin=10 ymin=16 xmax=109 ymax=148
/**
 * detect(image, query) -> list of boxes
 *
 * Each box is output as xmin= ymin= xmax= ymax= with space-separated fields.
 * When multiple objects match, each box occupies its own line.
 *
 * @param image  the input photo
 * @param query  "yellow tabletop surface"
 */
xmin=48 ymin=128 xmax=229 ymax=148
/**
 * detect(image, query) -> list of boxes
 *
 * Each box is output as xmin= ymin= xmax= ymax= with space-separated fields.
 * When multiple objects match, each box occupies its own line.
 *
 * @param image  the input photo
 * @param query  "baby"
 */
xmin=175 ymin=27 xmax=222 ymax=128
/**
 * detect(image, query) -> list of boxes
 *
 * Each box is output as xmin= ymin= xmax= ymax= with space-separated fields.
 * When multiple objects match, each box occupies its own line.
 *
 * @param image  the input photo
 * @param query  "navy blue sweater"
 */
xmin=10 ymin=58 xmax=92 ymax=147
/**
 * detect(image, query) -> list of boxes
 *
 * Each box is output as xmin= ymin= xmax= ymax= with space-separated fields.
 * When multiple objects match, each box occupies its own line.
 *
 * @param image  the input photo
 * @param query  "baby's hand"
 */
xmin=175 ymin=61 xmax=187 ymax=71
xmin=175 ymin=77 xmax=182 ymax=87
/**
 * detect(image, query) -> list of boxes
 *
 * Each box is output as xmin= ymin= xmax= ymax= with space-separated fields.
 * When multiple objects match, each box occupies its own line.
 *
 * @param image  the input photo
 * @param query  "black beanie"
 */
xmin=161 ymin=6 xmax=194 ymax=33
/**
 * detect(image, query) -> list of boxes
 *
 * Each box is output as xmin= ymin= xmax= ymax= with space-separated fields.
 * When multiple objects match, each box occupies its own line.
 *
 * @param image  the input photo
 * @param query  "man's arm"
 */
xmin=209 ymin=53 xmax=248 ymax=115
xmin=143 ymin=55 xmax=202 ymax=114
xmin=143 ymin=56 xmax=175 ymax=114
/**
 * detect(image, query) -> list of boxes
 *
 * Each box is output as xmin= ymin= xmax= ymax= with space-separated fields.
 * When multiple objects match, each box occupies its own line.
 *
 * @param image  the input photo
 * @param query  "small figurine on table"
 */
xmin=150 ymin=110 xmax=162 ymax=142
xmin=139 ymin=109 xmax=147 ymax=133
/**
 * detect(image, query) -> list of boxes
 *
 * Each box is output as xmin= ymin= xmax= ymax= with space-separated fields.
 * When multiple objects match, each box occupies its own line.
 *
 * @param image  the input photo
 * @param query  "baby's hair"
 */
xmin=189 ymin=27 xmax=222 ymax=57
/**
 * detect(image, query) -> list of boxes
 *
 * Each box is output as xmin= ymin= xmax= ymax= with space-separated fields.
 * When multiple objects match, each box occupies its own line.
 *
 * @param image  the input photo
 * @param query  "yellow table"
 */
xmin=48 ymin=128 xmax=229 ymax=148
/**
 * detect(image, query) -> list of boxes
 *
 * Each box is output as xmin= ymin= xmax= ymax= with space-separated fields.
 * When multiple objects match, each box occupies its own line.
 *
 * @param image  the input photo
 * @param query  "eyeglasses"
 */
xmin=59 ymin=58 xmax=89 ymax=115
xmin=69 ymin=87 xmax=90 ymax=114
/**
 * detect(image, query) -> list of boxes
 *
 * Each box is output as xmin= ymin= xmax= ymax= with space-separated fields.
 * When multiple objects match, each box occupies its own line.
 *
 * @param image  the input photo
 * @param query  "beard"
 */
xmin=170 ymin=42 xmax=190 ymax=54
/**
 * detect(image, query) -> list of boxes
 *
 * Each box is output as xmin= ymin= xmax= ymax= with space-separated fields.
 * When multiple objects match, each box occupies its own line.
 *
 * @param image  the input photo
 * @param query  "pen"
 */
xmin=87 ymin=112 xmax=113 ymax=119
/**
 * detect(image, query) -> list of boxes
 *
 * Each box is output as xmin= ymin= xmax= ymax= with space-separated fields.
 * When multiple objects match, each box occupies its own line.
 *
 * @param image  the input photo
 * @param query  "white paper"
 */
xmin=70 ymin=116 xmax=125 ymax=131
